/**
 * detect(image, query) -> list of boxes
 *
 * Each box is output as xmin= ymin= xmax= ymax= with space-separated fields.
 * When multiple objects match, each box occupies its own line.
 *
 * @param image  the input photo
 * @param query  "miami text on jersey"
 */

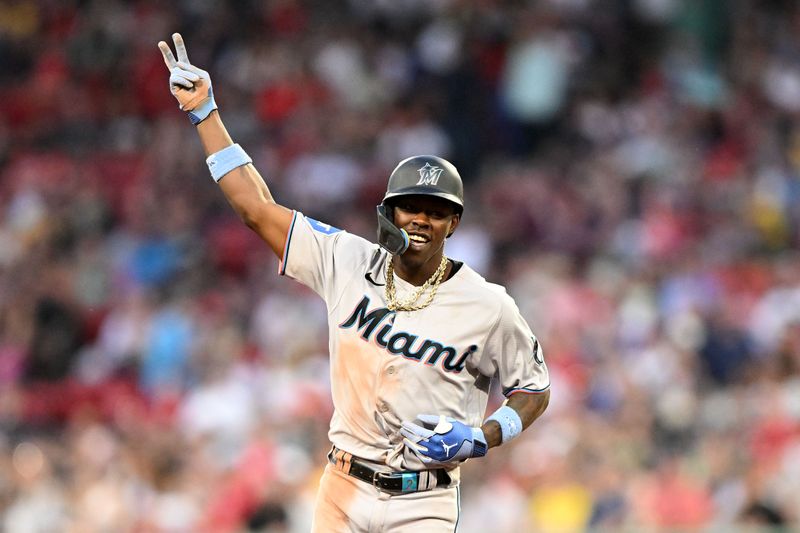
xmin=339 ymin=296 xmax=477 ymax=373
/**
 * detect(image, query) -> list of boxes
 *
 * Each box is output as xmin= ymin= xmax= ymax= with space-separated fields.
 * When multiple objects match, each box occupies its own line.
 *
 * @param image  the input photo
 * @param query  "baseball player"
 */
xmin=159 ymin=33 xmax=550 ymax=532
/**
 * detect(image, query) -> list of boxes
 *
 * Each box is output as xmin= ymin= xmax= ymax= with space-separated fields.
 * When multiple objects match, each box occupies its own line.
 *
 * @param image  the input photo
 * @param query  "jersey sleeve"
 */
xmin=478 ymin=293 xmax=550 ymax=397
xmin=279 ymin=211 xmax=374 ymax=306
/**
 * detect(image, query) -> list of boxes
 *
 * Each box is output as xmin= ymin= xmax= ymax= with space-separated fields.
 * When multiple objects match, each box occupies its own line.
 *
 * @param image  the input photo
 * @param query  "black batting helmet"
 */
xmin=382 ymin=155 xmax=464 ymax=213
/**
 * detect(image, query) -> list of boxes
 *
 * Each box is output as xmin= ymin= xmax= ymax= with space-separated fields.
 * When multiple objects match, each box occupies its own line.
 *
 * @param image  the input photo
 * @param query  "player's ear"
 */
xmin=446 ymin=213 xmax=460 ymax=238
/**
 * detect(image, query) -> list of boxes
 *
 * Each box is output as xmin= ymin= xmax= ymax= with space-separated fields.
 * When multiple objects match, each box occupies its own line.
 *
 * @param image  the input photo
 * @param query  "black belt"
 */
xmin=328 ymin=446 xmax=451 ymax=495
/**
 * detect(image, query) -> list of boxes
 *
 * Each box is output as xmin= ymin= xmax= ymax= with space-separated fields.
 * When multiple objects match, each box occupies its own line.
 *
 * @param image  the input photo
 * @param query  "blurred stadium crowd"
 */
xmin=1 ymin=0 xmax=800 ymax=531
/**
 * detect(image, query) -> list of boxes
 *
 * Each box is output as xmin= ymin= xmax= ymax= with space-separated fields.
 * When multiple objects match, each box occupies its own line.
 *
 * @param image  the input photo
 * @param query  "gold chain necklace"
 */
xmin=385 ymin=254 xmax=449 ymax=312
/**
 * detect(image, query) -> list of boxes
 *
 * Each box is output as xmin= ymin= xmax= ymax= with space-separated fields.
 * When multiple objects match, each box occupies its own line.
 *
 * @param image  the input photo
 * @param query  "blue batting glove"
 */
xmin=401 ymin=414 xmax=487 ymax=465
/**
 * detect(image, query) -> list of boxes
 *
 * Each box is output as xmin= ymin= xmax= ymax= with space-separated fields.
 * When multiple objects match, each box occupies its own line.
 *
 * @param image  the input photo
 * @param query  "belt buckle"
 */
xmin=372 ymin=471 xmax=392 ymax=492
xmin=372 ymin=472 xmax=402 ymax=495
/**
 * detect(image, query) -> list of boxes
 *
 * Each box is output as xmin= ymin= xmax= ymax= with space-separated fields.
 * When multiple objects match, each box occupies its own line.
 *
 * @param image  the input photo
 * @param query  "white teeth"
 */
xmin=409 ymin=235 xmax=427 ymax=243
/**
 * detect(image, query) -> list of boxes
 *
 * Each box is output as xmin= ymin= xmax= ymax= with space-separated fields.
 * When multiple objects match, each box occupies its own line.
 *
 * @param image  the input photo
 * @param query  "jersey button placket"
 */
xmin=377 ymin=367 xmax=395 ymax=414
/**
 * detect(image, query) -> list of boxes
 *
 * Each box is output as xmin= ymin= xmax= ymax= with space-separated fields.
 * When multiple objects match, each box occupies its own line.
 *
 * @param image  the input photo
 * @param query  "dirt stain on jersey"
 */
xmin=334 ymin=335 xmax=385 ymax=439
xmin=311 ymin=465 xmax=360 ymax=532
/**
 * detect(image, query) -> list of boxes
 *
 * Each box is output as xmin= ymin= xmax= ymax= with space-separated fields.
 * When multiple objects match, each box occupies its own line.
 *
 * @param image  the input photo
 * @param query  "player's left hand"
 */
xmin=401 ymin=414 xmax=487 ymax=465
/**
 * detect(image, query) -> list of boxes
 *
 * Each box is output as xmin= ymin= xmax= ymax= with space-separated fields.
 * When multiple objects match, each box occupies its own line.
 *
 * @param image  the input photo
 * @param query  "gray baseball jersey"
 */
xmin=280 ymin=211 xmax=550 ymax=472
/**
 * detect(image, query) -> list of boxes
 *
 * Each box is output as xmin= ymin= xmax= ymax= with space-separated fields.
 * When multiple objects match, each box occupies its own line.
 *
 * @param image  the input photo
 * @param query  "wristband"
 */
xmin=485 ymin=405 xmax=523 ymax=444
xmin=206 ymin=144 xmax=252 ymax=182
xmin=186 ymin=87 xmax=218 ymax=125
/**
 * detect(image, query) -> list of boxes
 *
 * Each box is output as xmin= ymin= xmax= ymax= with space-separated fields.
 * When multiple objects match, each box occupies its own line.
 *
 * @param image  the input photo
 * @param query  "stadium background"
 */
xmin=1 ymin=0 xmax=799 ymax=531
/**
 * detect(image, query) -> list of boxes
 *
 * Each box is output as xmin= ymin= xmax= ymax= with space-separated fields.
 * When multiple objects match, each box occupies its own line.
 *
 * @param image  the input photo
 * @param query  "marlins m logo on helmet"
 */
xmin=416 ymin=163 xmax=444 ymax=186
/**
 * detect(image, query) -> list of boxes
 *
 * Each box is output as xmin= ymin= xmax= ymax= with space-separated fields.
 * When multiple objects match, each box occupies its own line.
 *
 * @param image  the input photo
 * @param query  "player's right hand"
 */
xmin=157 ymin=33 xmax=218 ymax=124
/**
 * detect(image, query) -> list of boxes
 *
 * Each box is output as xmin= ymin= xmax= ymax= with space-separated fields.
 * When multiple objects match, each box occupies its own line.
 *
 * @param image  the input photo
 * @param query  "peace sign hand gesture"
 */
xmin=158 ymin=33 xmax=218 ymax=125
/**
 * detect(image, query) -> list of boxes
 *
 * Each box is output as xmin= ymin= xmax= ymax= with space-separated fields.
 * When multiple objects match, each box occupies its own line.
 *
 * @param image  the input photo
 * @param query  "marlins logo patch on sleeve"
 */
xmin=307 ymin=217 xmax=342 ymax=235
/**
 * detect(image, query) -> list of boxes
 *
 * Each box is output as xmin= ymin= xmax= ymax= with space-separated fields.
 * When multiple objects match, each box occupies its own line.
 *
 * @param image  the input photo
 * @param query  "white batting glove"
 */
xmin=401 ymin=414 xmax=487 ymax=466
xmin=157 ymin=33 xmax=217 ymax=125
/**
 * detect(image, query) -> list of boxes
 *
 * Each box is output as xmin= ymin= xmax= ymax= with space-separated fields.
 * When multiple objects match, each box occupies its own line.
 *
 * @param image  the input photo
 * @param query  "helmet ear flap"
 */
xmin=376 ymin=204 xmax=409 ymax=255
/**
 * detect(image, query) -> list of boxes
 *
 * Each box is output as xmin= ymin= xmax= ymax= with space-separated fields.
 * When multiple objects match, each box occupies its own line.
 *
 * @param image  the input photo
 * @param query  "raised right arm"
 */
xmin=158 ymin=33 xmax=292 ymax=258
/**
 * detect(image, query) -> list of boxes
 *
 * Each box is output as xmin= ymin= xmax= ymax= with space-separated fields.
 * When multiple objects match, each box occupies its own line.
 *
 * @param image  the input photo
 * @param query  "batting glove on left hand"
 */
xmin=158 ymin=33 xmax=217 ymax=125
xmin=401 ymin=414 xmax=487 ymax=466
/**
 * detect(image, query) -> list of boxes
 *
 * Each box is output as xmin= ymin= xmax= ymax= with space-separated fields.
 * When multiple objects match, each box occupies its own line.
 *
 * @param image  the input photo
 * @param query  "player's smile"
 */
xmin=407 ymin=231 xmax=431 ymax=249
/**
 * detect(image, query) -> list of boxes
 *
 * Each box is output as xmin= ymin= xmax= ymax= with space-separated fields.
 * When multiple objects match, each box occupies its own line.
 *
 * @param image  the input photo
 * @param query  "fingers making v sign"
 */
xmin=157 ymin=33 xmax=217 ymax=124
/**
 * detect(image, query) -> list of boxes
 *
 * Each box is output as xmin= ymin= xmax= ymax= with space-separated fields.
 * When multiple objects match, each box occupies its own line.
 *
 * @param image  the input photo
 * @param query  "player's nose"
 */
xmin=410 ymin=211 xmax=431 ymax=227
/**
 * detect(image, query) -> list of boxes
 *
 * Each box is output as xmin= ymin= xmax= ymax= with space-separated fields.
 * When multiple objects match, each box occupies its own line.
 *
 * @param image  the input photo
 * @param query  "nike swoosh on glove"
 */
xmin=401 ymin=414 xmax=487 ymax=466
